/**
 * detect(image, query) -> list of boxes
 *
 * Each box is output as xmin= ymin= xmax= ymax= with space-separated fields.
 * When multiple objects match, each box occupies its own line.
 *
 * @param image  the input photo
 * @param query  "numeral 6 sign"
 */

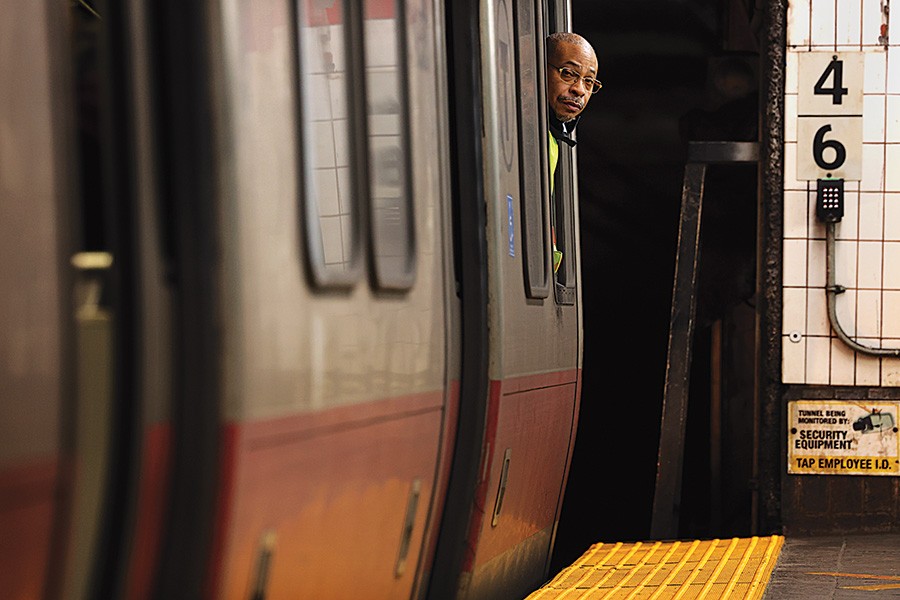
xmin=796 ymin=52 xmax=864 ymax=181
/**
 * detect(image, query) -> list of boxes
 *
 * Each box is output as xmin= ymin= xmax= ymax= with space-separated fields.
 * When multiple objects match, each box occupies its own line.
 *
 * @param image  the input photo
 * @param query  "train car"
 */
xmin=0 ymin=0 xmax=582 ymax=599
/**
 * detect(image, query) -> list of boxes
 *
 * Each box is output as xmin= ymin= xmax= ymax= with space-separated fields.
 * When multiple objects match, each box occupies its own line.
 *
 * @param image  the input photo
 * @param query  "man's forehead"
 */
xmin=552 ymin=42 xmax=597 ymax=73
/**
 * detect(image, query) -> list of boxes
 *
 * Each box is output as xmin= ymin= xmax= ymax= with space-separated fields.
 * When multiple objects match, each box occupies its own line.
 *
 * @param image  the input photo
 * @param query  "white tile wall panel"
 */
xmin=783 ymin=335 xmax=807 ymax=383
xmin=856 ymin=349 xmax=881 ymax=384
xmin=808 ymin=239 xmax=828 ymax=287
xmin=314 ymin=168 xmax=341 ymax=215
xmin=858 ymin=241 xmax=885 ymax=287
xmin=836 ymin=0 xmax=863 ymax=47
xmin=888 ymin=96 xmax=900 ymax=141
xmin=884 ymin=359 xmax=900 ymax=386
xmin=835 ymin=289 xmax=859 ymax=335
xmin=784 ymin=143 xmax=805 ymax=191
xmin=883 ymin=291 xmax=900 ymax=337
xmin=807 ymin=288 xmax=831 ymax=334
xmin=862 ymin=0 xmax=885 ymax=46
xmin=857 ymin=289 xmax=883 ymax=337
xmin=858 ymin=192 xmax=884 ymax=239
xmin=835 ymin=239 xmax=860 ymax=286
xmin=787 ymin=0 xmax=812 ymax=48
xmin=836 ymin=192 xmax=859 ymax=239
xmin=831 ymin=338 xmax=858 ymax=383
xmin=810 ymin=0 xmax=837 ymax=47
xmin=889 ymin=54 xmax=900 ymax=93
xmin=886 ymin=145 xmax=900 ymax=190
xmin=885 ymin=194 xmax=900 ymax=240
xmin=806 ymin=336 xmax=833 ymax=383
xmin=782 ymin=1 xmax=899 ymax=384
xmin=861 ymin=143 xmax=886 ymax=190
xmin=785 ymin=94 xmax=799 ymax=142
xmin=865 ymin=50 xmax=887 ymax=92
xmin=784 ymin=287 xmax=808 ymax=333
xmin=785 ymin=239 xmax=810 ymax=286
xmin=863 ymin=95 xmax=886 ymax=141
xmin=885 ymin=242 xmax=900 ymax=288
xmin=786 ymin=52 xmax=799 ymax=93
xmin=332 ymin=118 xmax=350 ymax=167
xmin=785 ymin=190 xmax=809 ymax=238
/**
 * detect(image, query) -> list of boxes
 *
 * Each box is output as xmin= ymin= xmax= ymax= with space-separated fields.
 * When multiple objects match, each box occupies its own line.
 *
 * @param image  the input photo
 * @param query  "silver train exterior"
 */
xmin=0 ymin=0 xmax=582 ymax=598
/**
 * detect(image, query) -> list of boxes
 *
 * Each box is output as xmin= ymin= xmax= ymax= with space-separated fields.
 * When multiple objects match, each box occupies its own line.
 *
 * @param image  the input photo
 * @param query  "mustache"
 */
xmin=558 ymin=96 xmax=584 ymax=107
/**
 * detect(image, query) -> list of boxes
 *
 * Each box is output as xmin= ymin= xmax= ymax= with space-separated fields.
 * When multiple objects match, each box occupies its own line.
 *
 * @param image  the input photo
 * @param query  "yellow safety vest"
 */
xmin=548 ymin=130 xmax=562 ymax=273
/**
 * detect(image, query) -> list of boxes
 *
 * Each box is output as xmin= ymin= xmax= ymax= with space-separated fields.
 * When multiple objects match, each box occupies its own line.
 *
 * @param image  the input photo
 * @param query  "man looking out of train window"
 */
xmin=547 ymin=32 xmax=599 ymax=273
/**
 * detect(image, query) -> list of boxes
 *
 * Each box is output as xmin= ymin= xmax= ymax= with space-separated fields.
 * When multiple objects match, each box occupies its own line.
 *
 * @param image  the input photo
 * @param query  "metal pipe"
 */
xmin=825 ymin=222 xmax=900 ymax=357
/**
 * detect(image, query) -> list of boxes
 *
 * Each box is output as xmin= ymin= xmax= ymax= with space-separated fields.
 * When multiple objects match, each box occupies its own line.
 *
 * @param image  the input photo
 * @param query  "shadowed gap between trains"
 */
xmin=551 ymin=0 xmax=761 ymax=573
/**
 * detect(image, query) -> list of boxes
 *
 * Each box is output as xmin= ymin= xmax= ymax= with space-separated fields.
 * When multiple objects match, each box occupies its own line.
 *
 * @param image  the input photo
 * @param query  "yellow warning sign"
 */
xmin=787 ymin=401 xmax=900 ymax=476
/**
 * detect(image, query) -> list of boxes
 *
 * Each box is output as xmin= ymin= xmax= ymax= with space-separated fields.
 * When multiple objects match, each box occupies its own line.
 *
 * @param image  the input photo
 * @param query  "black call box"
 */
xmin=816 ymin=178 xmax=844 ymax=223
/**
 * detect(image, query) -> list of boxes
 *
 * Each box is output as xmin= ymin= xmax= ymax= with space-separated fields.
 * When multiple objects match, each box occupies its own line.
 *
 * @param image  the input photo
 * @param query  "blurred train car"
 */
xmin=0 ymin=0 xmax=582 ymax=599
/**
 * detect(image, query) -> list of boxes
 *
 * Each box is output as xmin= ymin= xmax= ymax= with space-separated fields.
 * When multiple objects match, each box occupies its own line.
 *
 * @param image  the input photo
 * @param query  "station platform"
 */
xmin=527 ymin=533 xmax=900 ymax=599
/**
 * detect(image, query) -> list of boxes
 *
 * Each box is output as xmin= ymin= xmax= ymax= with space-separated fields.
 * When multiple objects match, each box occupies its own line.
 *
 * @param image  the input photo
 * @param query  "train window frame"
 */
xmin=293 ymin=0 xmax=367 ymax=290
xmin=363 ymin=0 xmax=417 ymax=292
xmin=546 ymin=5 xmax=577 ymax=306
xmin=514 ymin=0 xmax=552 ymax=300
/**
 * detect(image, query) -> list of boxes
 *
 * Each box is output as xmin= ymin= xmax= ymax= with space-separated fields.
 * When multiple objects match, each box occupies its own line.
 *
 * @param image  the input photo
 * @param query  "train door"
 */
xmin=0 ymin=4 xmax=77 ymax=598
xmin=429 ymin=0 xmax=583 ymax=597
xmin=143 ymin=0 xmax=457 ymax=598
xmin=1 ymin=1 xmax=176 ymax=598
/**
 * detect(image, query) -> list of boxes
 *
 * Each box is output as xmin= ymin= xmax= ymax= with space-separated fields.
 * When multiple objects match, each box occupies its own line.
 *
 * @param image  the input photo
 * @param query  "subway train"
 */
xmin=1 ymin=0 xmax=583 ymax=599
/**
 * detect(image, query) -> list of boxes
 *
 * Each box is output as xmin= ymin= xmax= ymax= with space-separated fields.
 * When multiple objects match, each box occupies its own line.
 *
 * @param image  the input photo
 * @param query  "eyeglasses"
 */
xmin=548 ymin=63 xmax=602 ymax=94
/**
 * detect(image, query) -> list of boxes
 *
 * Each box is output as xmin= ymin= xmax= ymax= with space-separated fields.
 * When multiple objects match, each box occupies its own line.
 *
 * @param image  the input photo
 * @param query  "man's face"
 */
xmin=547 ymin=40 xmax=598 ymax=123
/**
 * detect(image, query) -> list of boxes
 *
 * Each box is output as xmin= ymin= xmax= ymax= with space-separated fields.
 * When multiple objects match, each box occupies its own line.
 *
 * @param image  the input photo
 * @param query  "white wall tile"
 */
xmin=884 ymin=242 xmax=900 ymax=288
xmin=859 ymin=192 xmax=885 ymax=238
xmin=887 ymin=96 xmax=900 ymax=142
xmin=889 ymin=53 xmax=900 ymax=94
xmin=785 ymin=94 xmax=798 ymax=142
xmin=858 ymin=289 xmax=883 ymax=337
xmin=883 ymin=290 xmax=900 ymax=337
xmin=312 ymin=121 xmax=337 ymax=168
xmin=336 ymin=166 xmax=351 ymax=213
xmin=784 ymin=286 xmax=808 ymax=333
xmin=784 ymin=142 xmax=806 ymax=191
xmin=806 ymin=336 xmax=833 ymax=383
xmin=785 ymin=239 xmax=809 ymax=286
xmin=787 ymin=1 xmax=811 ymax=48
xmin=329 ymin=74 xmax=348 ymax=119
xmin=864 ymin=50 xmax=887 ymax=92
xmin=835 ymin=288 xmax=858 ymax=335
xmin=836 ymin=189 xmax=859 ymax=239
xmin=810 ymin=189 xmax=828 ymax=239
xmin=786 ymin=51 xmax=800 ymax=93
xmin=835 ymin=239 xmax=860 ymax=287
xmin=332 ymin=118 xmax=350 ymax=167
xmin=810 ymin=0 xmax=836 ymax=47
xmin=859 ymin=241 xmax=885 ymax=287
xmin=783 ymin=334 xmax=807 ymax=383
xmin=863 ymin=95 xmax=886 ymax=141
xmin=340 ymin=213 xmax=353 ymax=258
xmin=883 ymin=359 xmax=900 ymax=386
xmin=885 ymin=193 xmax=900 ymax=240
xmin=809 ymin=239 xmax=827 ymax=287
xmin=856 ymin=350 xmax=881 ymax=384
xmin=319 ymin=215 xmax=345 ymax=264
xmin=831 ymin=337 xmax=857 ymax=384
xmin=861 ymin=143 xmax=886 ymax=191
xmin=808 ymin=286 xmax=831 ymax=334
xmin=886 ymin=145 xmax=900 ymax=191
xmin=862 ymin=0 xmax=886 ymax=47
xmin=785 ymin=190 xmax=809 ymax=238
xmin=836 ymin=0 xmax=862 ymax=47
xmin=313 ymin=168 xmax=341 ymax=215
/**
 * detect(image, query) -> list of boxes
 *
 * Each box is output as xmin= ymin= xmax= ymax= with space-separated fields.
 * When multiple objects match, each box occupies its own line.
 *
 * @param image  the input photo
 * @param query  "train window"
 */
xmin=364 ymin=0 xmax=415 ymax=291
xmin=515 ymin=0 xmax=551 ymax=299
xmin=296 ymin=0 xmax=364 ymax=288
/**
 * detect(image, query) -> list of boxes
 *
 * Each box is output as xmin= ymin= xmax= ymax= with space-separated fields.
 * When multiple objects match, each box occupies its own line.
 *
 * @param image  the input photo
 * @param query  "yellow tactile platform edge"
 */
xmin=528 ymin=535 xmax=784 ymax=599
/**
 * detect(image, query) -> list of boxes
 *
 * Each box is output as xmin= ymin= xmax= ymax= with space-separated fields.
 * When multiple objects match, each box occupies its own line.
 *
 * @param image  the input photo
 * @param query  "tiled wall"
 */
xmin=783 ymin=0 xmax=900 ymax=385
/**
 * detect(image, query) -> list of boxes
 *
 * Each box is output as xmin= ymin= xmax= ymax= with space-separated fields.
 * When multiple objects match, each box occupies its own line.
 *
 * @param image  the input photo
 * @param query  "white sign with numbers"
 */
xmin=796 ymin=52 xmax=864 ymax=181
